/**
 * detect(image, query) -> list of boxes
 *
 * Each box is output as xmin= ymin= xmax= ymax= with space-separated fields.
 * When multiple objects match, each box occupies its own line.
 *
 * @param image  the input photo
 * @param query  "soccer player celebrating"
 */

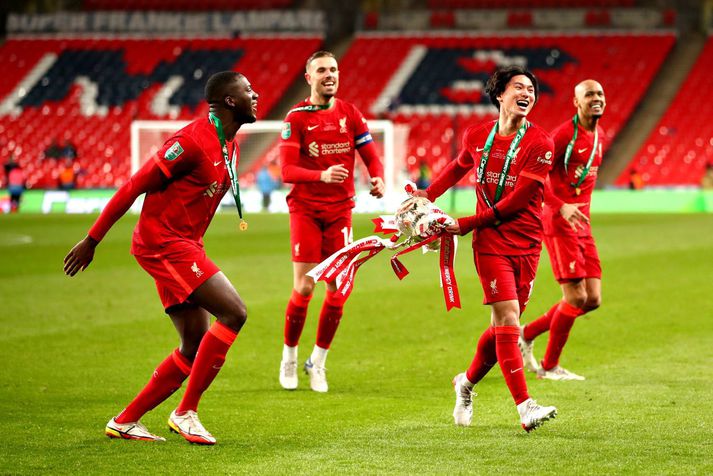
xmin=415 ymin=66 xmax=557 ymax=431
xmin=519 ymin=79 xmax=606 ymax=381
xmin=278 ymin=51 xmax=385 ymax=392
xmin=63 ymin=71 xmax=259 ymax=444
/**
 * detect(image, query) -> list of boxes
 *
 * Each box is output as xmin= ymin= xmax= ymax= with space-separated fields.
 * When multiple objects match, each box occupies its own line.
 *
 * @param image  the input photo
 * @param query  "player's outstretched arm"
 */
xmin=63 ymin=158 xmax=165 ymax=276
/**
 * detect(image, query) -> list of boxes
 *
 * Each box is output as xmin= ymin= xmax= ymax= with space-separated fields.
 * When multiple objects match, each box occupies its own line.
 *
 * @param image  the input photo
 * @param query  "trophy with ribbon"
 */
xmin=307 ymin=184 xmax=462 ymax=311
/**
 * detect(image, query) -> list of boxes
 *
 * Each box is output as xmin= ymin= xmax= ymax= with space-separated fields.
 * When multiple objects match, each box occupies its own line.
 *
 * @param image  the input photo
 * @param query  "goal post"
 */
xmin=130 ymin=119 xmax=403 ymax=212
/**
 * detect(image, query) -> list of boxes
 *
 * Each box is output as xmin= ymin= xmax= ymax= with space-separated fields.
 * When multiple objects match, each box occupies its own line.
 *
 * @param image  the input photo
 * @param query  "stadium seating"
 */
xmin=615 ymin=36 xmax=713 ymax=187
xmin=336 ymin=33 xmax=674 ymax=183
xmin=0 ymin=37 xmax=321 ymax=188
xmin=426 ymin=0 xmax=635 ymax=8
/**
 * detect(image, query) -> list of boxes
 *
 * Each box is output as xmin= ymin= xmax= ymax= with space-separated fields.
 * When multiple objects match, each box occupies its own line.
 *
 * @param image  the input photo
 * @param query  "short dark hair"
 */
xmin=484 ymin=66 xmax=539 ymax=110
xmin=305 ymin=50 xmax=336 ymax=71
xmin=204 ymin=71 xmax=243 ymax=104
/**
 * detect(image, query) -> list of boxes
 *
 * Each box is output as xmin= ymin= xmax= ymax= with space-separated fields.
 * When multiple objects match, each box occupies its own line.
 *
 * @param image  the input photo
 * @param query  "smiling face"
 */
xmin=497 ymin=74 xmax=537 ymax=120
xmin=306 ymin=55 xmax=339 ymax=103
xmin=574 ymin=79 xmax=606 ymax=120
xmin=225 ymin=75 xmax=259 ymax=124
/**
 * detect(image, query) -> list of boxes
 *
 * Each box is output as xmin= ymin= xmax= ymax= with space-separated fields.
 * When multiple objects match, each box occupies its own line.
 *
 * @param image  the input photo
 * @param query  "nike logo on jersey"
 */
xmin=578 ymin=148 xmax=588 ymax=153
xmin=213 ymin=161 xmax=221 ymax=166
xmin=307 ymin=125 xmax=319 ymax=131
xmin=476 ymin=147 xmax=485 ymax=152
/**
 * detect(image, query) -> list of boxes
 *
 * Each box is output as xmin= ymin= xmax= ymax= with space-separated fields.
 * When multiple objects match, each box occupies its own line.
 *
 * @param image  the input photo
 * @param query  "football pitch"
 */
xmin=1 ymin=212 xmax=712 ymax=474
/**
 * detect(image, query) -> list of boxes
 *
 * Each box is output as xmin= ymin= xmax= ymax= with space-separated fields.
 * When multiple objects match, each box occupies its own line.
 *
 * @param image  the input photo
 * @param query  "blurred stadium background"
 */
xmin=1 ymin=0 xmax=712 ymax=214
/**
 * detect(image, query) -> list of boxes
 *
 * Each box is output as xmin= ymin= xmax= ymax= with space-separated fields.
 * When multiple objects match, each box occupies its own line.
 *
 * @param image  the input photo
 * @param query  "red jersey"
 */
xmin=543 ymin=118 xmax=604 ymax=236
xmin=131 ymin=117 xmax=237 ymax=255
xmin=280 ymin=97 xmax=379 ymax=211
xmin=460 ymin=121 xmax=554 ymax=255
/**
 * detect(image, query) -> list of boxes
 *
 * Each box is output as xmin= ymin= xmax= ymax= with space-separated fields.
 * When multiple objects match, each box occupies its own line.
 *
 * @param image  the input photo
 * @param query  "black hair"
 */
xmin=204 ymin=71 xmax=243 ymax=104
xmin=305 ymin=50 xmax=336 ymax=71
xmin=484 ymin=66 xmax=539 ymax=110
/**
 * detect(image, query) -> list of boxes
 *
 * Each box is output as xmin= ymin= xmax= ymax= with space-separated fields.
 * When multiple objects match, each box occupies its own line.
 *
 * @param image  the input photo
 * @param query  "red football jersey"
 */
xmin=280 ymin=97 xmax=374 ymax=211
xmin=460 ymin=120 xmax=554 ymax=255
xmin=131 ymin=117 xmax=237 ymax=255
xmin=543 ymin=118 xmax=604 ymax=236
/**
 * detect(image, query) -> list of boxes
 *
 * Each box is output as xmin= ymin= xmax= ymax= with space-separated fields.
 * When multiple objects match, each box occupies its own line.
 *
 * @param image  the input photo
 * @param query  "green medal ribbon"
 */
xmin=564 ymin=114 xmax=598 ymax=193
xmin=476 ymin=120 xmax=529 ymax=209
xmin=209 ymin=112 xmax=247 ymax=231
xmin=287 ymin=98 xmax=334 ymax=114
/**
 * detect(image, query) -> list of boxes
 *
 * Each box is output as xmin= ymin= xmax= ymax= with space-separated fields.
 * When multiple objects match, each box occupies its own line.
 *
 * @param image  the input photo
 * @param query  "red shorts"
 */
xmin=133 ymin=242 xmax=220 ymax=311
xmin=474 ymin=252 xmax=539 ymax=313
xmin=544 ymin=233 xmax=602 ymax=283
xmin=289 ymin=208 xmax=352 ymax=263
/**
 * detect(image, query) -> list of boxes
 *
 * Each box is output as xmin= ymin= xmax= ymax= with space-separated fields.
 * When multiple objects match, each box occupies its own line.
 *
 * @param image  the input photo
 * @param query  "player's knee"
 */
xmin=295 ymin=280 xmax=315 ymax=297
xmin=584 ymin=294 xmax=601 ymax=312
xmin=566 ymin=291 xmax=587 ymax=309
xmin=180 ymin=333 xmax=205 ymax=360
xmin=219 ymin=301 xmax=248 ymax=332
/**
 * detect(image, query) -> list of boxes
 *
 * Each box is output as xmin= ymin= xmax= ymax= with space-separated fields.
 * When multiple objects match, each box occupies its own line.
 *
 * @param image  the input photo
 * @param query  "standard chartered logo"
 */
xmin=309 ymin=141 xmax=319 ymax=157
xmin=308 ymin=141 xmax=352 ymax=158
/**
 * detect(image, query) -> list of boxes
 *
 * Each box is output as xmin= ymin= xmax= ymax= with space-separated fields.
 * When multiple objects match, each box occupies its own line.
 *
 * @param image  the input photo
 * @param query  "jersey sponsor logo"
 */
xmin=164 ymin=142 xmax=184 ymax=161
xmin=281 ymin=122 xmax=292 ymax=139
xmin=485 ymin=171 xmax=517 ymax=187
xmin=308 ymin=141 xmax=319 ymax=157
xmin=339 ymin=117 xmax=347 ymax=133
xmin=191 ymin=262 xmax=204 ymax=277
xmin=307 ymin=124 xmax=319 ymax=131
xmin=537 ymin=154 xmax=552 ymax=165
xmin=204 ymin=181 xmax=218 ymax=197
xmin=321 ymin=141 xmax=351 ymax=155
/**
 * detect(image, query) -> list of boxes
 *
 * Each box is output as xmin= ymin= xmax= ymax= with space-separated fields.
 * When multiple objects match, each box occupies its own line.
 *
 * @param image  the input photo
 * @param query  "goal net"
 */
xmin=131 ymin=119 xmax=406 ymax=213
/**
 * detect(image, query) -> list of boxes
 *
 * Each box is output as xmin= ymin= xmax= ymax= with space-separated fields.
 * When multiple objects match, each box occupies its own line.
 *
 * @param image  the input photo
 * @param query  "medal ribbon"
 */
xmin=209 ymin=112 xmax=246 ymax=228
xmin=476 ymin=120 xmax=529 ymax=208
xmin=564 ymin=114 xmax=598 ymax=190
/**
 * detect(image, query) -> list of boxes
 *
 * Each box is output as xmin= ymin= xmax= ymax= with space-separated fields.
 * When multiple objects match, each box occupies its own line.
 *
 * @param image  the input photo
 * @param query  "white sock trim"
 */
xmin=310 ymin=346 xmax=329 ymax=367
xmin=283 ymin=344 xmax=298 ymax=362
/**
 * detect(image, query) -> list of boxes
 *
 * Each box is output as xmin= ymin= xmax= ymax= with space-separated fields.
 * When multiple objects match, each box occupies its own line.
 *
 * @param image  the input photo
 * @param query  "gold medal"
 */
xmin=575 ymin=187 xmax=581 ymax=196
xmin=239 ymin=220 xmax=248 ymax=231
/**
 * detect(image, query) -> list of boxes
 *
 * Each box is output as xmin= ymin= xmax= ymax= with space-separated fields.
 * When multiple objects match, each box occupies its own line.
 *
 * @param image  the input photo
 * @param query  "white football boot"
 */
xmin=517 ymin=398 xmax=557 ymax=432
xmin=105 ymin=417 xmax=165 ymax=441
xmin=452 ymin=373 xmax=475 ymax=427
xmin=518 ymin=326 xmax=539 ymax=373
xmin=304 ymin=357 xmax=328 ymax=393
xmin=279 ymin=359 xmax=299 ymax=390
xmin=168 ymin=410 xmax=216 ymax=445
xmin=537 ymin=365 xmax=585 ymax=381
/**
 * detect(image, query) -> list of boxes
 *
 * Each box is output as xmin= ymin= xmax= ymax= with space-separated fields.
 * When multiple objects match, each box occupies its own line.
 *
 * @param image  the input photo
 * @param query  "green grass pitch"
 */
xmin=1 ymin=212 xmax=712 ymax=474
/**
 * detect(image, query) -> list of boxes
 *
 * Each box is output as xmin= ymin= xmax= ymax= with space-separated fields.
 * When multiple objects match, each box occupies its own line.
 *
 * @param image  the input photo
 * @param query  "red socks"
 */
xmin=176 ymin=321 xmax=237 ymax=414
xmin=523 ymin=302 xmax=559 ymax=341
xmin=495 ymin=326 xmax=530 ymax=405
xmin=284 ymin=289 xmax=312 ymax=346
xmin=541 ymin=301 xmax=584 ymax=370
xmin=465 ymin=327 xmax=497 ymax=384
xmin=315 ymin=290 xmax=345 ymax=349
xmin=115 ymin=349 xmax=191 ymax=424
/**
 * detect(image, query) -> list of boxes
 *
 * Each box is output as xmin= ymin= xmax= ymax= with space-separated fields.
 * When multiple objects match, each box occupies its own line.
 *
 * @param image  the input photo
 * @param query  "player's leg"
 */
xmin=538 ymin=280 xmax=586 ymax=380
xmin=169 ymin=271 xmax=247 ymax=445
xmin=280 ymin=211 xmax=320 ymax=389
xmin=306 ymin=211 xmax=352 ymax=392
xmin=583 ymin=277 xmax=601 ymax=312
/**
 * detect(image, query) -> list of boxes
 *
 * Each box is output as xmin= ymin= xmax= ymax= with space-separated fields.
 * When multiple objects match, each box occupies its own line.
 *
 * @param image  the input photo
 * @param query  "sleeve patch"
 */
xmin=281 ymin=122 xmax=292 ymax=139
xmin=164 ymin=142 xmax=184 ymax=161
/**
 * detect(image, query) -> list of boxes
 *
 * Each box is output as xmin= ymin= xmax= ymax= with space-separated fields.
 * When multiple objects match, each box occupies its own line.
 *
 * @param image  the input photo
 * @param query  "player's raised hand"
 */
xmin=321 ymin=164 xmax=349 ymax=183
xmin=560 ymin=203 xmax=589 ymax=231
xmin=369 ymin=177 xmax=385 ymax=198
xmin=63 ymin=236 xmax=98 ymax=276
